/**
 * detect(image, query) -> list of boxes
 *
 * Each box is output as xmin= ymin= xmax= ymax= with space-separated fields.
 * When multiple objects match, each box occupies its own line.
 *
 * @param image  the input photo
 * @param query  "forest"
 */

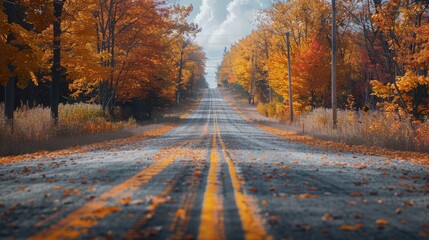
xmin=0 ymin=0 xmax=206 ymax=118
xmin=0 ymin=0 xmax=206 ymax=154
xmin=217 ymin=0 xmax=429 ymax=151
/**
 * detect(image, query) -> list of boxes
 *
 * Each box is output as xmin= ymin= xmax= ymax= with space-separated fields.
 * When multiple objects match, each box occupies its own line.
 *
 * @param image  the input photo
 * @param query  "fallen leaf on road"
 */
xmin=296 ymin=224 xmax=311 ymax=231
xmin=146 ymin=196 xmax=172 ymax=205
xmin=248 ymin=187 xmax=257 ymax=193
xmin=395 ymin=208 xmax=402 ymax=214
xmin=93 ymin=205 xmax=121 ymax=218
xmin=118 ymin=195 xmax=132 ymax=205
xmin=376 ymin=219 xmax=389 ymax=226
xmin=84 ymin=195 xmax=96 ymax=201
xmin=351 ymin=192 xmax=363 ymax=197
xmin=340 ymin=223 xmax=363 ymax=231
xmin=21 ymin=166 xmax=32 ymax=174
xmin=176 ymin=209 xmax=187 ymax=220
xmin=322 ymin=213 xmax=335 ymax=221
xmin=129 ymin=199 xmax=144 ymax=205
xmin=404 ymin=201 xmax=414 ymax=207
xmin=140 ymin=226 xmax=163 ymax=238
xmin=261 ymin=200 xmax=268 ymax=207
xmin=295 ymin=193 xmax=318 ymax=199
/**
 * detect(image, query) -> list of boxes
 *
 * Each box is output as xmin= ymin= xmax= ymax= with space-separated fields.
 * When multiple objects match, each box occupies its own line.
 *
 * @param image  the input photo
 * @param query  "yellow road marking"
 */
xmin=29 ymin=155 xmax=176 ymax=240
xmin=198 ymin=115 xmax=225 ymax=240
xmin=217 ymin=124 xmax=272 ymax=240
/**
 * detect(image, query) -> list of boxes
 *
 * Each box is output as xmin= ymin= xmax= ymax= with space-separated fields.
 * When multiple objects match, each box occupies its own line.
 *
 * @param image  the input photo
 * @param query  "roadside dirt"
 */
xmin=220 ymin=88 xmax=429 ymax=166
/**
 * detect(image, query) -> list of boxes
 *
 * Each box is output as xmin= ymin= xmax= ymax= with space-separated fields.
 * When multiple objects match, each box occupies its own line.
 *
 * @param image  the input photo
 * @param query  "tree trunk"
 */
xmin=4 ymin=66 xmax=15 ymax=129
xmin=51 ymin=0 xmax=64 ymax=125
xmin=3 ymin=0 xmax=19 ymax=130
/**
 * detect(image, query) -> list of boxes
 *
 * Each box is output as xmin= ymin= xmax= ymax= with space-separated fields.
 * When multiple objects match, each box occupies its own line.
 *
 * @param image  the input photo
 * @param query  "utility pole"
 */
xmin=286 ymin=32 xmax=294 ymax=123
xmin=331 ymin=0 xmax=338 ymax=129
xmin=177 ymin=47 xmax=184 ymax=104
xmin=249 ymin=51 xmax=255 ymax=104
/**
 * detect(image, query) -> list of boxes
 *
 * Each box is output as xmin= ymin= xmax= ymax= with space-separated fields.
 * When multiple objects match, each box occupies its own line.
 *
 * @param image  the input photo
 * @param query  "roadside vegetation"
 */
xmin=0 ymin=103 xmax=136 ymax=155
xmin=256 ymin=102 xmax=429 ymax=152
xmin=218 ymin=0 xmax=429 ymax=153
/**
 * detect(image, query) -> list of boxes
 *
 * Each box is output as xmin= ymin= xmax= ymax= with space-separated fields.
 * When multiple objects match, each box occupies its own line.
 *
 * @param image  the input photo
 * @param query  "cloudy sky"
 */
xmin=180 ymin=0 xmax=271 ymax=88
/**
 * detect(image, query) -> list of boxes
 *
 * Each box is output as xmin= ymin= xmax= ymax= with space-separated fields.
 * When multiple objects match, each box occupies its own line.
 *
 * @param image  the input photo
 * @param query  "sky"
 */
xmin=180 ymin=0 xmax=271 ymax=88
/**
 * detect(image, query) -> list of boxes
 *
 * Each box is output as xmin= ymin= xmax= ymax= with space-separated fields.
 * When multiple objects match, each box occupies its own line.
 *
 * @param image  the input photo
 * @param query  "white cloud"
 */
xmin=192 ymin=0 xmax=269 ymax=88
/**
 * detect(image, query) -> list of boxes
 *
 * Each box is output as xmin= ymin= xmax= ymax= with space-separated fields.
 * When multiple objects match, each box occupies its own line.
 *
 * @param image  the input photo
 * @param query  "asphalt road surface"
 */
xmin=1 ymin=89 xmax=428 ymax=240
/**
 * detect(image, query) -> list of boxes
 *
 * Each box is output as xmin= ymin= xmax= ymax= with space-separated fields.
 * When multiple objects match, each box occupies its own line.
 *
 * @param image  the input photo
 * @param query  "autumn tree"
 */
xmin=1 ymin=0 xmax=44 ymax=125
xmin=370 ymin=0 xmax=429 ymax=120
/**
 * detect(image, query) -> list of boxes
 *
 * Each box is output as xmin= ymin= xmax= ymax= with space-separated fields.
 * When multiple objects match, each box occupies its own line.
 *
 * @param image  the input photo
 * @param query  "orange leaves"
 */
xmin=340 ymin=223 xmax=363 ymax=231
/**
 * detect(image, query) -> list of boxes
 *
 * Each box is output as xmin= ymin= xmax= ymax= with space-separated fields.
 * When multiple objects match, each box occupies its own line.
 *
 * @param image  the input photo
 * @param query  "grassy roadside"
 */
xmin=220 ymin=88 xmax=429 ymax=166
xmin=0 ymin=92 xmax=203 ymax=159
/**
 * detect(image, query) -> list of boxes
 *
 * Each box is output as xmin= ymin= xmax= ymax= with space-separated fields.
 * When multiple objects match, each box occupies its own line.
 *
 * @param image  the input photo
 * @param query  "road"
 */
xmin=1 ymin=89 xmax=428 ymax=240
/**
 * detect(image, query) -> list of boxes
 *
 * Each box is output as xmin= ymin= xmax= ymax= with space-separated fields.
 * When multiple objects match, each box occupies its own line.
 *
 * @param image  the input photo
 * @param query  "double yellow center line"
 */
xmin=198 ymin=111 xmax=271 ymax=240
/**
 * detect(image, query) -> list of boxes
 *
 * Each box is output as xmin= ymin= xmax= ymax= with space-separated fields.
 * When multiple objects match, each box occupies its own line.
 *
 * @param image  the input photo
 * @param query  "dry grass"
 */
xmin=0 ymin=103 xmax=136 ymax=156
xmin=294 ymin=108 xmax=429 ymax=152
